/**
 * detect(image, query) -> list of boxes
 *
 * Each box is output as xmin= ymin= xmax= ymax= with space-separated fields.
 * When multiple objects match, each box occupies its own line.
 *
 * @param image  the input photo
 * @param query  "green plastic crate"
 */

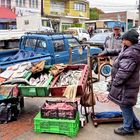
xmin=19 ymin=67 xmax=53 ymax=97
xmin=34 ymin=112 xmax=80 ymax=137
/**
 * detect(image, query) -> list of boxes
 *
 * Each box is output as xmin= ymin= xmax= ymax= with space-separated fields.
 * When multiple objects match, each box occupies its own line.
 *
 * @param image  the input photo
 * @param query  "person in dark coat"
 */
xmin=108 ymin=29 xmax=140 ymax=135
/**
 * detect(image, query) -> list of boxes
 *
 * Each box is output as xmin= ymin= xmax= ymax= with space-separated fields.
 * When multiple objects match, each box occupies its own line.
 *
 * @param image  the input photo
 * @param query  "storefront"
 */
xmin=0 ymin=7 xmax=16 ymax=30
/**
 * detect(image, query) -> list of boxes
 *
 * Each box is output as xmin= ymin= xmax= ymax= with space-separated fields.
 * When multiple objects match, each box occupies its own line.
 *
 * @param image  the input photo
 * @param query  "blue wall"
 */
xmin=106 ymin=21 xmax=126 ymax=32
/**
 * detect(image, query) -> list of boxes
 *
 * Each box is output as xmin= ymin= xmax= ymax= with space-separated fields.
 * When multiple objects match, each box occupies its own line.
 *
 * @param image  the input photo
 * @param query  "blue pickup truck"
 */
xmin=0 ymin=33 xmax=101 ymax=70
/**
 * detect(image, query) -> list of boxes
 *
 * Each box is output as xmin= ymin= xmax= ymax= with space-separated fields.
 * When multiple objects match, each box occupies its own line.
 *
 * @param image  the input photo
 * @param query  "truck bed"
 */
xmin=0 ymin=50 xmax=51 ymax=70
xmin=0 ymin=30 xmax=25 ymax=41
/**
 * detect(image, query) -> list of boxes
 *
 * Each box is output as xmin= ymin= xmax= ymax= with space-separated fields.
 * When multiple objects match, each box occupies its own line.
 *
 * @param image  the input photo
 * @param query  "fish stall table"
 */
xmin=18 ymin=63 xmax=90 ymax=123
xmin=86 ymin=45 xmax=123 ymax=127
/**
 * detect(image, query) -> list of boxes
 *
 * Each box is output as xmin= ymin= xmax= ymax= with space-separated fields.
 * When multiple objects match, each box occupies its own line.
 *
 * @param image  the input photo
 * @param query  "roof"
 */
xmin=85 ymin=19 xmax=117 ymax=23
xmin=24 ymin=32 xmax=73 ymax=39
xmin=68 ymin=27 xmax=85 ymax=30
xmin=0 ymin=7 xmax=16 ymax=19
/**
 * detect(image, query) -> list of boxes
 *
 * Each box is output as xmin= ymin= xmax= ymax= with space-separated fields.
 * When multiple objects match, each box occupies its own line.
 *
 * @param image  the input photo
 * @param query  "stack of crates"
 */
xmin=34 ymin=101 xmax=80 ymax=137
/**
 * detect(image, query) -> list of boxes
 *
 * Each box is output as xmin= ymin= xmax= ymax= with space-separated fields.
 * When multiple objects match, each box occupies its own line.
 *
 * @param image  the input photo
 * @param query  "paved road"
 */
xmin=0 ymin=79 xmax=140 ymax=140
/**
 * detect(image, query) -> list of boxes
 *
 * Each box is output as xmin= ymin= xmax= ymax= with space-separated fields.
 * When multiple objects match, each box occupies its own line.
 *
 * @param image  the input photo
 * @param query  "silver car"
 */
xmin=87 ymin=32 xmax=112 ymax=50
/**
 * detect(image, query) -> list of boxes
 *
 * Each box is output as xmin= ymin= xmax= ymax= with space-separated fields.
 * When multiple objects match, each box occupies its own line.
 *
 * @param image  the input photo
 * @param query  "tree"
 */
xmin=90 ymin=7 xmax=104 ymax=20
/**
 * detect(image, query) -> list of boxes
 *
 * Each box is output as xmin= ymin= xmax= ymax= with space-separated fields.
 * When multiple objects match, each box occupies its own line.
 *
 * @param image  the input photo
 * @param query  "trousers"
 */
xmin=120 ymin=105 xmax=140 ymax=132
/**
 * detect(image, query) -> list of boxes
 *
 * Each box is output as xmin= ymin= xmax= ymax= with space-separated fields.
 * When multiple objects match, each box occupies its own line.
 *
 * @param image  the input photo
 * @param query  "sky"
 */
xmin=87 ymin=0 xmax=138 ymax=12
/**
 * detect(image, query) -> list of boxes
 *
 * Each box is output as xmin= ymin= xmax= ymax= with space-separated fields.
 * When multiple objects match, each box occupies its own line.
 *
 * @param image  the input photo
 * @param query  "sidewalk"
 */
xmin=0 ymin=81 xmax=140 ymax=140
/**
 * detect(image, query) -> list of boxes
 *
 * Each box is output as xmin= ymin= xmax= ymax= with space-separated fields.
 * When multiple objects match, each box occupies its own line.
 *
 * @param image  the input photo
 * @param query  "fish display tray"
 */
xmin=50 ymin=64 xmax=88 ymax=97
xmin=41 ymin=100 xmax=78 ymax=119
xmin=19 ymin=67 xmax=53 ymax=97
xmin=34 ymin=112 xmax=80 ymax=137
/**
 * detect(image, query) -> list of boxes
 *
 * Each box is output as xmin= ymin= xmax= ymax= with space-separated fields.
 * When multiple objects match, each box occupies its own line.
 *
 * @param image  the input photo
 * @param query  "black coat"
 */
xmin=108 ymin=44 xmax=140 ymax=106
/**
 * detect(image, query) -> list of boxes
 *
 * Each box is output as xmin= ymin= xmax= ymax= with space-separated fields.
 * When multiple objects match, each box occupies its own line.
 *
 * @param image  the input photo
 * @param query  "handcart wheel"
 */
xmin=99 ymin=62 xmax=112 ymax=77
xmin=7 ymin=109 xmax=12 ymax=121
xmin=92 ymin=58 xmax=98 ymax=74
xmin=94 ymin=122 xmax=98 ymax=127
xmin=19 ymin=96 xmax=24 ymax=109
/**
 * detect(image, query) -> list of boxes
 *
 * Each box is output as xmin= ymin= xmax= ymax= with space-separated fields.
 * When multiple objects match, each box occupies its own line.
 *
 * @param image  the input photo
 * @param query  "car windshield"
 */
xmin=90 ymin=33 xmax=110 ymax=41
xmin=67 ymin=38 xmax=81 ymax=48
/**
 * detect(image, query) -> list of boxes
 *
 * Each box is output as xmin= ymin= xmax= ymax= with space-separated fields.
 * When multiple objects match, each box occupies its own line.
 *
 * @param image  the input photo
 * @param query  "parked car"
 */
xmin=94 ymin=29 xmax=110 ymax=34
xmin=87 ymin=32 xmax=112 ymax=50
xmin=64 ymin=27 xmax=90 ymax=43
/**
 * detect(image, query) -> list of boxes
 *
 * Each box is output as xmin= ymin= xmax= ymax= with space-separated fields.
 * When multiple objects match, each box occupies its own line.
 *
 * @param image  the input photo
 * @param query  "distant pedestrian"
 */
xmin=88 ymin=26 xmax=93 ymax=38
xmin=108 ymin=29 xmax=140 ymax=136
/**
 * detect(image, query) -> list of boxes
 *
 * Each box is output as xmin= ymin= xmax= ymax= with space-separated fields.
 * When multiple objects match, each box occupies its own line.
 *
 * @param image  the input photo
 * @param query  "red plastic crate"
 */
xmin=41 ymin=100 xmax=78 ymax=119
xmin=50 ymin=64 xmax=88 ymax=97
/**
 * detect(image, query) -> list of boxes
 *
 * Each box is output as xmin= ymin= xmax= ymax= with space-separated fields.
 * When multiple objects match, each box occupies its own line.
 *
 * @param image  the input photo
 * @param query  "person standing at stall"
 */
xmin=103 ymin=24 xmax=122 ymax=64
xmin=108 ymin=29 xmax=140 ymax=136
xmin=104 ymin=24 xmax=122 ymax=50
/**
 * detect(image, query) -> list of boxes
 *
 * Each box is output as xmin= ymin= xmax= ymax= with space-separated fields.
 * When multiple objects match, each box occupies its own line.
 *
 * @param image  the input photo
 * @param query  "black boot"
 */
xmin=134 ymin=126 xmax=140 ymax=131
xmin=114 ymin=127 xmax=134 ymax=136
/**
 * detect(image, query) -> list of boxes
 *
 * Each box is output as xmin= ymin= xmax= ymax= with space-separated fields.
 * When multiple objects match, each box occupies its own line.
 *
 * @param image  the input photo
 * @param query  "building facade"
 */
xmin=0 ymin=0 xmax=11 ymax=8
xmin=0 ymin=0 xmax=89 ymax=31
xmin=11 ymin=0 xmax=41 ymax=16
xmin=0 ymin=0 xmax=41 ymax=16
xmin=99 ymin=11 xmax=138 ymax=31
xmin=43 ymin=0 xmax=89 ymax=31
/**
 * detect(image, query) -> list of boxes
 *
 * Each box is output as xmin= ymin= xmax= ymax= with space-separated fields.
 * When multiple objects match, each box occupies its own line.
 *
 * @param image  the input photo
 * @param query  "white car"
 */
xmin=66 ymin=27 xmax=90 ymax=42
xmin=94 ymin=29 xmax=110 ymax=33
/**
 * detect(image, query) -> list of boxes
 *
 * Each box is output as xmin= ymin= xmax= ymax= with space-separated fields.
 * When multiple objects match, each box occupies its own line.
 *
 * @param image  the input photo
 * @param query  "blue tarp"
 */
xmin=95 ymin=111 xmax=122 ymax=119
xmin=0 ymin=50 xmax=37 ymax=62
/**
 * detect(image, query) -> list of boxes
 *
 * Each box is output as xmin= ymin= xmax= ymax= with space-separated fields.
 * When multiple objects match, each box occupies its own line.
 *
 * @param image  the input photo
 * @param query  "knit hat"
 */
xmin=122 ymin=29 xmax=139 ymax=44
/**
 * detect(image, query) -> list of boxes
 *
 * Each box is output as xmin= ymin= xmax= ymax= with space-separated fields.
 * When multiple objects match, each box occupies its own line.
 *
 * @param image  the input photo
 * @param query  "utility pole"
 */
xmin=41 ymin=0 xmax=44 ymax=16
xmin=138 ymin=0 xmax=140 ymax=26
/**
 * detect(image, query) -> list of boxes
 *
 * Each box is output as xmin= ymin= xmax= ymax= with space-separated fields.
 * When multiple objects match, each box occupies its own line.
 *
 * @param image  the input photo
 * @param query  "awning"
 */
xmin=0 ymin=7 xmax=16 ymax=19
xmin=0 ymin=18 xmax=16 ymax=23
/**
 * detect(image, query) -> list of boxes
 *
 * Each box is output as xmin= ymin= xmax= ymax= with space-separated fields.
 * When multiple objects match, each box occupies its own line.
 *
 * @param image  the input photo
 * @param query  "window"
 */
xmin=42 ymin=20 xmax=51 ymax=27
xmin=16 ymin=0 xmax=25 ymax=7
xmin=29 ymin=0 xmax=38 ymax=8
xmin=36 ymin=0 xmax=38 ymax=8
xmin=1 ymin=0 xmax=5 ymax=7
xmin=67 ymin=38 xmax=81 ymax=48
xmin=74 ymin=3 xmax=86 ymax=12
xmin=23 ymin=0 xmax=25 ymax=6
xmin=37 ymin=40 xmax=47 ymax=48
xmin=16 ymin=0 xmax=18 ymax=6
xmin=24 ymin=20 xmax=29 ymax=25
xmin=25 ymin=38 xmax=37 ymax=48
xmin=29 ymin=0 xmax=31 ymax=7
xmin=50 ymin=0 xmax=65 ymax=13
xmin=53 ymin=40 xmax=65 ymax=52
xmin=62 ymin=23 xmax=71 ymax=31
xmin=7 ymin=0 xmax=11 ymax=8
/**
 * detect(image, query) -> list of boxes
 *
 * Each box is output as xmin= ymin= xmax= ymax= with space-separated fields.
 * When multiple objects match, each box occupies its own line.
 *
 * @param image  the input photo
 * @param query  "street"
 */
xmin=0 ymin=80 xmax=140 ymax=140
